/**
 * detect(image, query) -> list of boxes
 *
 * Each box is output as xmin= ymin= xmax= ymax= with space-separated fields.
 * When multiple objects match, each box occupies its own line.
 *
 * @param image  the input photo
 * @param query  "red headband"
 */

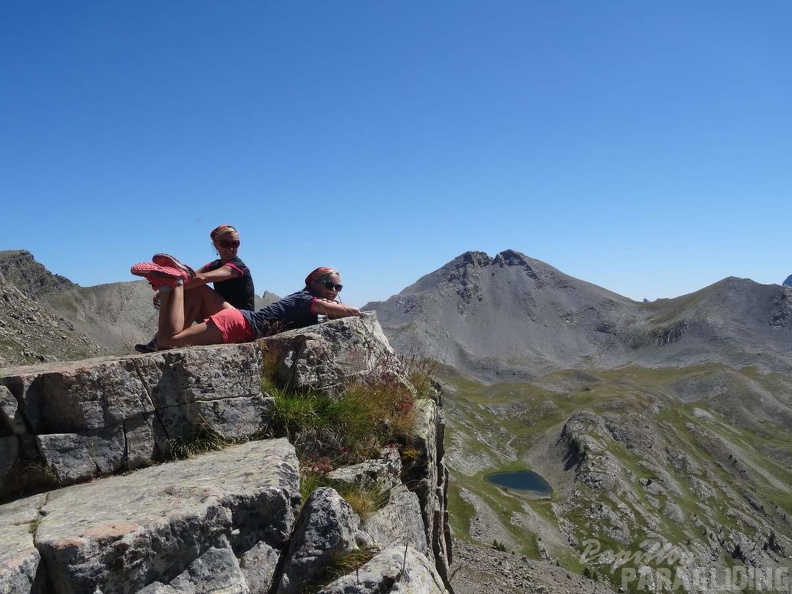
xmin=210 ymin=225 xmax=235 ymax=240
xmin=305 ymin=267 xmax=336 ymax=286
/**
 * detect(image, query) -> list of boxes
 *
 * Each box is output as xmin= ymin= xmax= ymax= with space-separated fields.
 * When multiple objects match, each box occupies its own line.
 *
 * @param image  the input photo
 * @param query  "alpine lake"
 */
xmin=484 ymin=469 xmax=552 ymax=498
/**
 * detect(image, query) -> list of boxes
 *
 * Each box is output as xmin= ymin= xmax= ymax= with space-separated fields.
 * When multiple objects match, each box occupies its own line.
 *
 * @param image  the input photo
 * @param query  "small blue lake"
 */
xmin=484 ymin=470 xmax=552 ymax=497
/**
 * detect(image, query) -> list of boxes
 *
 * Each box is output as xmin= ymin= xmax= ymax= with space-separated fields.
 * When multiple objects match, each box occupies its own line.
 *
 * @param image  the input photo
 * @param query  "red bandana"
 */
xmin=305 ymin=266 xmax=335 ymax=286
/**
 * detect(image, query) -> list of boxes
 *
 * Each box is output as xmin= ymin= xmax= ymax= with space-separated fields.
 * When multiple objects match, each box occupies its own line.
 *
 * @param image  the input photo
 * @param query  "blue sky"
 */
xmin=2 ymin=1 xmax=790 ymax=307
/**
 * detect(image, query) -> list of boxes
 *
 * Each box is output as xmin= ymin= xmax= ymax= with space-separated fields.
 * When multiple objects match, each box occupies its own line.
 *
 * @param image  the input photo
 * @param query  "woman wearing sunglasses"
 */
xmin=196 ymin=224 xmax=256 ymax=311
xmin=134 ymin=224 xmax=255 ymax=352
xmin=130 ymin=260 xmax=362 ymax=349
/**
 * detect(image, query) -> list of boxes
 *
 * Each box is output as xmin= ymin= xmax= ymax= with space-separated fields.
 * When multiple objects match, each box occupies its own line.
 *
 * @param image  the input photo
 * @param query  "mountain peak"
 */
xmin=492 ymin=249 xmax=530 ymax=267
xmin=0 ymin=250 xmax=76 ymax=299
xmin=445 ymin=249 xmax=534 ymax=271
xmin=372 ymin=250 xmax=792 ymax=382
xmin=448 ymin=250 xmax=492 ymax=269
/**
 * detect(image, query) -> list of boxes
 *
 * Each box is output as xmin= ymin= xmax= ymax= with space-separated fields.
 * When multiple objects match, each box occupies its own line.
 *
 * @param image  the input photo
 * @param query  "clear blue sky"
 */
xmin=2 ymin=1 xmax=790 ymax=307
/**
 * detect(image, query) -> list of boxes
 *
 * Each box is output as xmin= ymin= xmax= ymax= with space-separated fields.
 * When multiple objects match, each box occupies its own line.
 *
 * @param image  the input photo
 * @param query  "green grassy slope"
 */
xmin=441 ymin=363 xmax=792 ymax=592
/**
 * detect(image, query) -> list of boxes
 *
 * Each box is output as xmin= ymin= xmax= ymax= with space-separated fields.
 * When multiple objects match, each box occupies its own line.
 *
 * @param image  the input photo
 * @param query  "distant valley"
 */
xmin=369 ymin=250 xmax=792 ymax=590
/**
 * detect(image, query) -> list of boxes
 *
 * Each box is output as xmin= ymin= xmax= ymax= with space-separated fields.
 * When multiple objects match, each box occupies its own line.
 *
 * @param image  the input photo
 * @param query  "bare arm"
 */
xmin=185 ymin=264 xmax=241 ymax=290
xmin=311 ymin=299 xmax=362 ymax=319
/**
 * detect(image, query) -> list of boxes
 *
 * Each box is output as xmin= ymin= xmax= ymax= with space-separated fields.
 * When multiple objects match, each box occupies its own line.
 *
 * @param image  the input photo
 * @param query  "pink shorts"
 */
xmin=207 ymin=308 xmax=254 ymax=344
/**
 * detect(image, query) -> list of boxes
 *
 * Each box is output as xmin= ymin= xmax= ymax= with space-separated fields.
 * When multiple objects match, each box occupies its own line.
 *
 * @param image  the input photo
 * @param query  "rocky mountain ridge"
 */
xmin=6 ymin=247 xmax=790 ymax=380
xmin=0 ymin=271 xmax=101 ymax=367
xmin=4 ymin=248 xmax=792 ymax=593
xmin=369 ymin=249 xmax=792 ymax=382
xmin=0 ymin=250 xmax=75 ymax=299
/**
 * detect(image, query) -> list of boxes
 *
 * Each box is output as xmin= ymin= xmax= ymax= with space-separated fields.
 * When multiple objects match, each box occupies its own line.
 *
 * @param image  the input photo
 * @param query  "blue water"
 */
xmin=484 ymin=470 xmax=552 ymax=496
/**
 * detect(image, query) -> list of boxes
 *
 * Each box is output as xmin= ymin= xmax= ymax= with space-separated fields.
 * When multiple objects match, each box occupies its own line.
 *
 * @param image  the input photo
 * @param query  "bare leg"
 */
xmin=174 ymin=285 xmax=234 ymax=328
xmin=156 ymin=284 xmax=231 ymax=350
xmin=159 ymin=319 xmax=225 ymax=349
xmin=157 ymin=285 xmax=185 ymax=342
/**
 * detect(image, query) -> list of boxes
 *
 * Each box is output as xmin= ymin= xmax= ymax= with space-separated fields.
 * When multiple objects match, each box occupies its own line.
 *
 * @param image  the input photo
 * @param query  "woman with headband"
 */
xmin=130 ymin=260 xmax=361 ymax=349
xmin=197 ymin=224 xmax=255 ymax=310
xmin=134 ymin=224 xmax=255 ymax=352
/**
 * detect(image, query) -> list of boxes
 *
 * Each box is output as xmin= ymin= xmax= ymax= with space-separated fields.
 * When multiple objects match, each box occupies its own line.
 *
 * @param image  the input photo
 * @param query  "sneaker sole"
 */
xmin=130 ymin=262 xmax=187 ymax=291
xmin=131 ymin=262 xmax=185 ymax=280
xmin=152 ymin=254 xmax=195 ymax=279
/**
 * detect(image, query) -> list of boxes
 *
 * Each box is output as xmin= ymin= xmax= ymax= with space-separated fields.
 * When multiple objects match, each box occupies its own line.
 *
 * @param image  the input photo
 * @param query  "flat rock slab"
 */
xmin=5 ymin=439 xmax=299 ymax=594
xmin=0 ymin=493 xmax=48 ymax=593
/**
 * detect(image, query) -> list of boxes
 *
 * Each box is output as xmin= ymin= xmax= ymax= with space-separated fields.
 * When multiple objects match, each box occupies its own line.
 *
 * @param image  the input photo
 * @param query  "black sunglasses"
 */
xmin=322 ymin=280 xmax=343 ymax=291
xmin=218 ymin=240 xmax=240 ymax=249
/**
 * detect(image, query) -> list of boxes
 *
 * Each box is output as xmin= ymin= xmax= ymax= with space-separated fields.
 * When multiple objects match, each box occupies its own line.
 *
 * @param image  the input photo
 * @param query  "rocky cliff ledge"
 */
xmin=0 ymin=316 xmax=452 ymax=593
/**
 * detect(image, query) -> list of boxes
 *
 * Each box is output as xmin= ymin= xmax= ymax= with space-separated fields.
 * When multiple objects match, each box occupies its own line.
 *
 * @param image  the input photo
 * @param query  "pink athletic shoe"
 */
xmin=131 ymin=262 xmax=190 ymax=290
xmin=152 ymin=254 xmax=196 ymax=281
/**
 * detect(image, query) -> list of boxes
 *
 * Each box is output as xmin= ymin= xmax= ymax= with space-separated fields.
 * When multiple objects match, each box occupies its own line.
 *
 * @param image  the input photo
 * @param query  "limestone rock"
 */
xmin=399 ymin=399 xmax=452 ymax=580
xmin=276 ymin=487 xmax=369 ymax=594
xmin=316 ymin=546 xmax=449 ymax=594
xmin=0 ymin=493 xmax=48 ymax=594
xmin=260 ymin=315 xmax=400 ymax=397
xmin=327 ymin=448 xmax=428 ymax=557
xmin=137 ymin=537 xmax=250 ymax=594
xmin=0 ymin=343 xmax=270 ymax=494
xmin=326 ymin=446 xmax=402 ymax=491
xmin=363 ymin=484 xmax=428 ymax=557
xmin=29 ymin=439 xmax=298 ymax=593
xmin=0 ymin=316 xmax=452 ymax=593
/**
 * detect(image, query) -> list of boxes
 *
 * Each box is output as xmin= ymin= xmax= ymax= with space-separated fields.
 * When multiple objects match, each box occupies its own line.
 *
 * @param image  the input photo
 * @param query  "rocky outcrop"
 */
xmin=0 ymin=343 xmax=269 ymax=492
xmin=276 ymin=487 xmax=371 ymax=594
xmin=0 ymin=251 xmax=76 ymax=300
xmin=6 ymin=439 xmax=299 ymax=594
xmin=0 ymin=316 xmax=452 ymax=593
xmin=0 ymin=276 xmax=101 ymax=368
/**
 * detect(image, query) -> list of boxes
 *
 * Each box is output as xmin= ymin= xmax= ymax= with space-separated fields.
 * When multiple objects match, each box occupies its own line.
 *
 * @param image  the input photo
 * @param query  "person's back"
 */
xmin=243 ymin=290 xmax=317 ymax=336
xmin=241 ymin=267 xmax=358 ymax=339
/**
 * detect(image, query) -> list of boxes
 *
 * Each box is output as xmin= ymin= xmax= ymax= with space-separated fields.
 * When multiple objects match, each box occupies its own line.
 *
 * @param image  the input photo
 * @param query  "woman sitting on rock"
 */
xmin=134 ymin=224 xmax=256 ymax=352
xmin=131 ymin=259 xmax=361 ymax=349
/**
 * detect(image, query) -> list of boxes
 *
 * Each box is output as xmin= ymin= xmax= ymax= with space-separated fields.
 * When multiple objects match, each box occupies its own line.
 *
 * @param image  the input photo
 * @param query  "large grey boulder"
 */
xmin=0 ymin=317 xmax=418 ymax=495
xmin=136 ymin=537 xmax=249 ymax=594
xmin=364 ymin=484 xmax=428 ymax=558
xmin=276 ymin=487 xmax=371 ymax=594
xmin=327 ymin=448 xmax=428 ymax=558
xmin=399 ymin=399 xmax=452 ymax=581
xmin=26 ymin=438 xmax=298 ymax=594
xmin=260 ymin=315 xmax=400 ymax=397
xmin=0 ymin=343 xmax=271 ymax=494
xmin=326 ymin=446 xmax=402 ymax=491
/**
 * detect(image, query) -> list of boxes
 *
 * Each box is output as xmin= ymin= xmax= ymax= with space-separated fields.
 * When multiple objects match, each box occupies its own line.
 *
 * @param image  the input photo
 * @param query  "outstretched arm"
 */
xmin=311 ymin=298 xmax=362 ymax=319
